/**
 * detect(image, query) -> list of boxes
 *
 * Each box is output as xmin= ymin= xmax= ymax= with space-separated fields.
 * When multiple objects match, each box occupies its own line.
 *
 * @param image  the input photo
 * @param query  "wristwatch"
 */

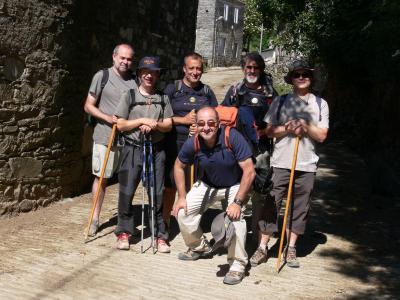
xmin=233 ymin=198 xmax=243 ymax=207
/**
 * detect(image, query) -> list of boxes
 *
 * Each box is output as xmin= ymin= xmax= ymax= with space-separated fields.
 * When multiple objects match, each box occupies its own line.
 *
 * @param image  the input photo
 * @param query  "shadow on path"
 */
xmin=307 ymin=139 xmax=400 ymax=298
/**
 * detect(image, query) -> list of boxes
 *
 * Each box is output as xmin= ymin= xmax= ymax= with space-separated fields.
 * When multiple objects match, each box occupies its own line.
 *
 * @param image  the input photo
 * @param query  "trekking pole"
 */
xmin=189 ymin=128 xmax=195 ymax=188
xmin=276 ymin=136 xmax=300 ymax=272
xmin=190 ymin=164 xmax=195 ymax=187
xmin=85 ymin=124 xmax=117 ymax=241
xmin=140 ymin=134 xmax=147 ymax=253
xmin=148 ymin=135 xmax=156 ymax=254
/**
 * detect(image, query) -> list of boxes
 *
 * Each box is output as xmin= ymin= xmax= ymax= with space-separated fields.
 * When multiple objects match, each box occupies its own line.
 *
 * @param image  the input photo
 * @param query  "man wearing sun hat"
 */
xmin=114 ymin=56 xmax=174 ymax=252
xmin=249 ymin=59 xmax=330 ymax=268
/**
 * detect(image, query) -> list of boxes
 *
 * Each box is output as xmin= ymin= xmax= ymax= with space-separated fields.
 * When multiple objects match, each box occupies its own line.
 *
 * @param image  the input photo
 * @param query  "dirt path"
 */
xmin=0 ymin=68 xmax=399 ymax=299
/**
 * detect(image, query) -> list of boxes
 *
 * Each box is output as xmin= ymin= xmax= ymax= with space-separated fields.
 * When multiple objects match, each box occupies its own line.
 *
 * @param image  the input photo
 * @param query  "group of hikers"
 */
xmin=83 ymin=43 xmax=329 ymax=285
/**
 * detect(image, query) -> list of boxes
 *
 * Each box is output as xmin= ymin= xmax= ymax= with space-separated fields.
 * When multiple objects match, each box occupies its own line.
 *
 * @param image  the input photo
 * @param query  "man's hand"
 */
xmin=105 ymin=115 xmax=117 ymax=125
xmin=188 ymin=123 xmax=197 ymax=136
xmin=142 ymin=118 xmax=158 ymax=129
xmin=184 ymin=109 xmax=196 ymax=125
xmin=139 ymin=124 xmax=152 ymax=134
xmin=173 ymin=196 xmax=187 ymax=217
xmin=226 ymin=202 xmax=241 ymax=221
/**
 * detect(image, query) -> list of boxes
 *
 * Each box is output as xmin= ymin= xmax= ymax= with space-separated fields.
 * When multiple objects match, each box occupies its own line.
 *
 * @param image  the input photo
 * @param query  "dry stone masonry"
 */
xmin=0 ymin=0 xmax=198 ymax=216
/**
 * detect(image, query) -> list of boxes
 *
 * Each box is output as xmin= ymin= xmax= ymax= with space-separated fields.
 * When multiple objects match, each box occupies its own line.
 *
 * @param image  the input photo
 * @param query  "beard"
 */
xmin=245 ymin=74 xmax=259 ymax=84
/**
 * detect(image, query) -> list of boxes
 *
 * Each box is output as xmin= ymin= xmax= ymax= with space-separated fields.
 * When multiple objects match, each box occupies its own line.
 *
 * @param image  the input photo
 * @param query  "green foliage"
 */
xmin=274 ymin=83 xmax=292 ymax=96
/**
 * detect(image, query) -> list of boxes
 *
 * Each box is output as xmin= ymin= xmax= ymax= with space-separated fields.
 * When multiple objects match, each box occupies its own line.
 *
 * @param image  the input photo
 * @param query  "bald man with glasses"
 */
xmin=173 ymin=106 xmax=256 ymax=285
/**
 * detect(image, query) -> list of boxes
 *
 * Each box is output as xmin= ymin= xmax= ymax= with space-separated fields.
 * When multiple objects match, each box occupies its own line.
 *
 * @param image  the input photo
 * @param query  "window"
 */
xmin=218 ymin=37 xmax=226 ymax=55
xmin=234 ymin=8 xmax=239 ymax=24
xmin=233 ymin=43 xmax=238 ymax=58
xmin=224 ymin=4 xmax=229 ymax=21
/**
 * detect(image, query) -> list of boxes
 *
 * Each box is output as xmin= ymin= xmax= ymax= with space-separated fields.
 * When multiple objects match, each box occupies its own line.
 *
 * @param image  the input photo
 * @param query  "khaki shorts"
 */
xmin=92 ymin=143 xmax=120 ymax=178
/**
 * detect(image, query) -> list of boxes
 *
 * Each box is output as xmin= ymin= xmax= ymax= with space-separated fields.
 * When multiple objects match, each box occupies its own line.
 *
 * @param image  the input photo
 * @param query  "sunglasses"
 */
xmin=196 ymin=120 xmax=218 ymax=128
xmin=292 ymin=71 xmax=312 ymax=79
xmin=245 ymin=65 xmax=260 ymax=70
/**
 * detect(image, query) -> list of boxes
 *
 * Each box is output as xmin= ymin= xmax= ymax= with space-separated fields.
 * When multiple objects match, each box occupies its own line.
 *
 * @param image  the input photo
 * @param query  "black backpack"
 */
xmin=87 ymin=69 xmax=109 ymax=127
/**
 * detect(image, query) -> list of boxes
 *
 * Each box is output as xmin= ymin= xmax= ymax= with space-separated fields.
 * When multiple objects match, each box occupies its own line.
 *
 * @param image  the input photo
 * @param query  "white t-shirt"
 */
xmin=264 ymin=93 xmax=329 ymax=172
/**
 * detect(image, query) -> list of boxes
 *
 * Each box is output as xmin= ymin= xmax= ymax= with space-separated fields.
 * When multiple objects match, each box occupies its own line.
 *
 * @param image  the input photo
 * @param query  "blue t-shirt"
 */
xmin=178 ymin=127 xmax=253 ymax=188
xmin=164 ymin=81 xmax=218 ymax=137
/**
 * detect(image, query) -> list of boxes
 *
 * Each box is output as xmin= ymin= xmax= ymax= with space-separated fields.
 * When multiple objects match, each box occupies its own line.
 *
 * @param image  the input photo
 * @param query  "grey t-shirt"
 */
xmin=264 ymin=93 xmax=329 ymax=172
xmin=115 ymin=89 xmax=174 ymax=144
xmin=89 ymin=67 xmax=137 ymax=145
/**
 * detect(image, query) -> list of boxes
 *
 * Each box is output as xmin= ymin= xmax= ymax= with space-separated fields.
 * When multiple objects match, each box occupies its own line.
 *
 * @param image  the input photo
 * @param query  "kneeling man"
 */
xmin=173 ymin=107 xmax=255 ymax=285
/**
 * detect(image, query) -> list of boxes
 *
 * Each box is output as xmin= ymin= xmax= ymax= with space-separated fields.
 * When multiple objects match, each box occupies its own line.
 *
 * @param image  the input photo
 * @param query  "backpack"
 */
xmin=173 ymin=80 xmax=212 ymax=99
xmin=87 ymin=68 xmax=109 ymax=126
xmin=277 ymin=94 xmax=322 ymax=124
xmin=193 ymin=105 xmax=238 ymax=153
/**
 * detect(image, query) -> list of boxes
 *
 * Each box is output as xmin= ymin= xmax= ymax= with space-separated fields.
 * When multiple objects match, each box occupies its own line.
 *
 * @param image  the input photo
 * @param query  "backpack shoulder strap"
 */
xmin=223 ymin=126 xmax=233 ymax=151
xmin=316 ymin=96 xmax=322 ymax=121
xmin=95 ymin=68 xmax=109 ymax=106
xmin=276 ymin=94 xmax=288 ymax=124
xmin=129 ymin=88 xmax=136 ymax=107
xmin=202 ymin=83 xmax=211 ymax=98
xmin=173 ymin=80 xmax=182 ymax=96
xmin=101 ymin=68 xmax=109 ymax=90
xmin=194 ymin=133 xmax=201 ymax=153
xmin=230 ymin=80 xmax=244 ymax=106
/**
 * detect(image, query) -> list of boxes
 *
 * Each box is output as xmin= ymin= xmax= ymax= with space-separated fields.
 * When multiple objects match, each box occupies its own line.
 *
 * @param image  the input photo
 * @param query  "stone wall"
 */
xmin=195 ymin=0 xmax=244 ymax=67
xmin=195 ymin=0 xmax=216 ymax=66
xmin=0 ymin=0 xmax=198 ymax=216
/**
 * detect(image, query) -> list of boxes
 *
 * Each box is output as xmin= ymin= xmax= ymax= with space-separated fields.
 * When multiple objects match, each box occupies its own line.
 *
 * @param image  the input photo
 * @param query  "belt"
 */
xmin=124 ymin=138 xmax=164 ymax=151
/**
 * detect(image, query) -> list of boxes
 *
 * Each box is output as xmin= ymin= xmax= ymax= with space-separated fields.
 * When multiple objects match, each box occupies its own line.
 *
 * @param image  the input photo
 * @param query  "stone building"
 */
xmin=0 ymin=0 xmax=198 ymax=216
xmin=195 ymin=0 xmax=245 ymax=67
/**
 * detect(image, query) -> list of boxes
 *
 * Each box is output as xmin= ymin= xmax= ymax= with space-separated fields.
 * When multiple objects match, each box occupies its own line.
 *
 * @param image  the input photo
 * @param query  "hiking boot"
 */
xmin=223 ymin=270 xmax=244 ymax=285
xmin=88 ymin=220 xmax=99 ymax=237
xmin=250 ymin=247 xmax=268 ymax=267
xmin=116 ymin=233 xmax=130 ymax=250
xmin=157 ymin=239 xmax=171 ymax=253
xmin=178 ymin=248 xmax=211 ymax=261
xmin=284 ymin=246 xmax=300 ymax=268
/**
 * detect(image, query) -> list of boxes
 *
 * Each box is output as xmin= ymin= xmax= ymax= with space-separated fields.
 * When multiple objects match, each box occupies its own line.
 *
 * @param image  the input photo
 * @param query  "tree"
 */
xmin=243 ymin=0 xmax=263 ymax=51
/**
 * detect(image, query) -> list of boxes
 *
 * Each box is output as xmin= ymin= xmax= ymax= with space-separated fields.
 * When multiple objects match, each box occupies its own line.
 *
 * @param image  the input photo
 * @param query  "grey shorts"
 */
xmin=92 ymin=143 xmax=121 ymax=178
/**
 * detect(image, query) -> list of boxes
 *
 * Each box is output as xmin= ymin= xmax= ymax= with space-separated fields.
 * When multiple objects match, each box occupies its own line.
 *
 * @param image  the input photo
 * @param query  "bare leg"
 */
xmin=92 ymin=177 xmax=107 ymax=222
xmin=258 ymin=231 xmax=270 ymax=251
xmin=286 ymin=229 xmax=298 ymax=247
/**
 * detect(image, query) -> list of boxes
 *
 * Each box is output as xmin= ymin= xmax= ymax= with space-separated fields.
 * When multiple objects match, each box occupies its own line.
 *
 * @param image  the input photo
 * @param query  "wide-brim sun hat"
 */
xmin=211 ymin=212 xmax=235 ymax=251
xmin=284 ymin=59 xmax=314 ymax=84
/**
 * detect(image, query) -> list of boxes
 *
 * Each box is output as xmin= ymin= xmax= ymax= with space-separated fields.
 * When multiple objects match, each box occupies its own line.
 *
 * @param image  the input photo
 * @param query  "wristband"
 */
xmin=233 ymin=198 xmax=243 ymax=207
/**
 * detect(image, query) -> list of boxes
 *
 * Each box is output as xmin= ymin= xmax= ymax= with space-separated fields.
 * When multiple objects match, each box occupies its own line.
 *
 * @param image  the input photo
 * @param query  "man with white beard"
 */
xmin=222 ymin=52 xmax=275 ymax=155
xmin=222 ymin=52 xmax=276 ymax=266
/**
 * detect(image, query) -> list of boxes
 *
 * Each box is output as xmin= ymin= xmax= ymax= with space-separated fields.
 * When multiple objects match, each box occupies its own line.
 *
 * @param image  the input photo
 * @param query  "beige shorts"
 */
xmin=92 ymin=143 xmax=120 ymax=178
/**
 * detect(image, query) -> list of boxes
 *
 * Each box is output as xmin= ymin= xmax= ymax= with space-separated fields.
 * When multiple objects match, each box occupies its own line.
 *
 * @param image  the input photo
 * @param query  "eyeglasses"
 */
xmin=245 ymin=65 xmax=260 ymax=70
xmin=196 ymin=120 xmax=218 ymax=128
xmin=292 ymin=71 xmax=312 ymax=79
